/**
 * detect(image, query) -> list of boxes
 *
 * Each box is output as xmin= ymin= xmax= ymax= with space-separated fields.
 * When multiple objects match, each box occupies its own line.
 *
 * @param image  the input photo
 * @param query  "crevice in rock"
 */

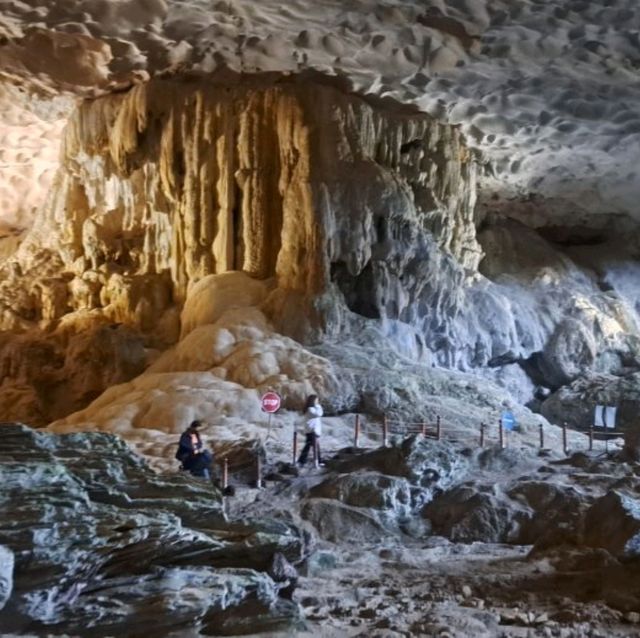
xmin=399 ymin=139 xmax=422 ymax=154
xmin=520 ymin=352 xmax=555 ymax=390
xmin=232 ymin=179 xmax=244 ymax=271
xmin=330 ymin=260 xmax=380 ymax=320
xmin=538 ymin=225 xmax=608 ymax=247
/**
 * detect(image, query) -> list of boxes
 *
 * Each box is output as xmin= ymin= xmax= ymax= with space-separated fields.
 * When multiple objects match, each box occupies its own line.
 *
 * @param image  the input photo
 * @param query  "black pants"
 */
xmin=298 ymin=432 xmax=322 ymax=465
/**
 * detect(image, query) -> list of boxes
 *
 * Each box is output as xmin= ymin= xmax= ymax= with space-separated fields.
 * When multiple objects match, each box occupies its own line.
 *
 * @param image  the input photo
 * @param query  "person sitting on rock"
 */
xmin=176 ymin=420 xmax=213 ymax=479
xmin=297 ymin=394 xmax=325 ymax=467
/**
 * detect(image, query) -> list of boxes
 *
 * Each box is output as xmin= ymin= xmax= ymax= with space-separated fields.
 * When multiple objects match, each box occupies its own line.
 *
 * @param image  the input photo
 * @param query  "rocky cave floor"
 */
xmin=231 ymin=461 xmax=640 ymax=638
xmin=2 ymin=424 xmax=640 ymax=638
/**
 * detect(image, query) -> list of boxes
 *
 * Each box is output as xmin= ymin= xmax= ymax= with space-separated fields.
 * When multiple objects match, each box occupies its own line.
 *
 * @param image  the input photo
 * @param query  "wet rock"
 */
xmin=399 ymin=516 xmax=431 ymax=539
xmin=301 ymin=460 xmax=444 ymax=541
xmin=359 ymin=607 xmax=377 ymax=619
xmin=473 ymin=446 xmax=540 ymax=474
xmin=201 ymin=596 xmax=304 ymax=635
xmin=424 ymin=475 xmax=594 ymax=547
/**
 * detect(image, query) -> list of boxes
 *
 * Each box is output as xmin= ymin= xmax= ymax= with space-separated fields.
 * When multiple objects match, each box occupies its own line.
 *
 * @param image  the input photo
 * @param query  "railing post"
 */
xmin=222 ymin=457 xmax=229 ymax=490
xmin=539 ymin=423 xmax=544 ymax=449
xmin=588 ymin=425 xmax=594 ymax=452
xmin=421 ymin=421 xmax=427 ymax=437
xmin=499 ymin=418 xmax=505 ymax=449
xmin=382 ymin=415 xmax=389 ymax=447
xmin=436 ymin=415 xmax=441 ymax=441
xmin=292 ymin=431 xmax=298 ymax=464
xmin=480 ymin=422 xmax=485 ymax=448
xmin=255 ymin=455 xmax=262 ymax=489
xmin=562 ymin=423 xmax=568 ymax=455
xmin=354 ymin=414 xmax=360 ymax=448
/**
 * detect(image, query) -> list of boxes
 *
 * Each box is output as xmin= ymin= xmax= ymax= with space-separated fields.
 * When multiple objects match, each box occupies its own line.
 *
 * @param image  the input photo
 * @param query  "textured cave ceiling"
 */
xmin=1 ymin=0 xmax=640 ymax=231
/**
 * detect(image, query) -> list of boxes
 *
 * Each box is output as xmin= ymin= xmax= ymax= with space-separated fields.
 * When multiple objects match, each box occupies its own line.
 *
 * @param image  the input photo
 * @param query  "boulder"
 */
xmin=541 ymin=372 xmax=640 ymax=430
xmin=623 ymin=427 xmax=640 ymax=462
xmin=507 ymin=480 xmax=587 ymax=546
xmin=423 ymin=484 xmax=525 ymax=543
xmin=330 ymin=436 xmax=469 ymax=495
xmin=309 ymin=472 xmax=412 ymax=514
xmin=300 ymin=498 xmax=397 ymax=543
xmin=423 ymin=478 xmax=588 ymax=546
xmin=538 ymin=318 xmax=597 ymax=387
xmin=583 ymin=491 xmax=640 ymax=559
xmin=302 ymin=471 xmax=419 ymax=542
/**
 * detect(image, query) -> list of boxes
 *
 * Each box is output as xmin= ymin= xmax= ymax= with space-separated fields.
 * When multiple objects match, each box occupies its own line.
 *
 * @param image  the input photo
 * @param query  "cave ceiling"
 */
xmin=1 ymin=0 xmax=640 ymax=235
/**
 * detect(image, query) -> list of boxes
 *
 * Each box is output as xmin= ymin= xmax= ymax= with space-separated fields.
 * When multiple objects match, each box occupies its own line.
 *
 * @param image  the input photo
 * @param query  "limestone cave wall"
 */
xmin=1 ymin=74 xmax=640 ymax=429
xmin=0 ymin=75 xmax=478 ymax=347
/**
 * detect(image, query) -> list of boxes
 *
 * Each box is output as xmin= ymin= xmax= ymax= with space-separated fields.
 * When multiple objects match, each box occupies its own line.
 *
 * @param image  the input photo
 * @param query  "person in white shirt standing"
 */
xmin=297 ymin=394 xmax=325 ymax=467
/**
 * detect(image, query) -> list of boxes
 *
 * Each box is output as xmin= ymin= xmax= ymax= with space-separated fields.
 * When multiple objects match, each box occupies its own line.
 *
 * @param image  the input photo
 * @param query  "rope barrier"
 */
xmin=346 ymin=412 xmax=625 ymax=458
xmin=385 ymin=419 xmax=437 ymax=426
xmin=201 ymin=412 xmax=629 ymax=494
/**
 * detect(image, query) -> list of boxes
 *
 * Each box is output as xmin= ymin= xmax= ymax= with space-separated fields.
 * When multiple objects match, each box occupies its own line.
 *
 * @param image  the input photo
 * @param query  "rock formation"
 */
xmin=0 ymin=424 xmax=308 ymax=635
xmin=0 ymin=74 xmax=476 ymax=334
xmin=2 ymin=2 xmax=640 ymax=636
xmin=0 ymin=70 xmax=638 ymax=435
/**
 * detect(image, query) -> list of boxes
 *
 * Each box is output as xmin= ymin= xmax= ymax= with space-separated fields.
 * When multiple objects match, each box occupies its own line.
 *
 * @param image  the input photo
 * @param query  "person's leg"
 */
xmin=187 ymin=453 xmax=210 ymax=478
xmin=183 ymin=455 xmax=196 ymax=475
xmin=201 ymin=451 xmax=213 ymax=476
xmin=298 ymin=433 xmax=313 ymax=465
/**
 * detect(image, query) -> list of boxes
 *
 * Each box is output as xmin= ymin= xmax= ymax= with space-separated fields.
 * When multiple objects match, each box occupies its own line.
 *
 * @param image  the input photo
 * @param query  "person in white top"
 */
xmin=297 ymin=394 xmax=325 ymax=466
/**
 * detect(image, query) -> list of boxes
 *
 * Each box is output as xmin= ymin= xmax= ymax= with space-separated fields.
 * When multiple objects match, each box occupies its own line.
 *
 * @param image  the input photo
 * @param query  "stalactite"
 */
xmin=0 ymin=76 xmax=478 ymax=352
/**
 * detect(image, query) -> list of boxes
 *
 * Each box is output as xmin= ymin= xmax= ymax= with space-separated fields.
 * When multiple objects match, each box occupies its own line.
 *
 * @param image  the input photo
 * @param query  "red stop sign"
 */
xmin=261 ymin=391 xmax=281 ymax=413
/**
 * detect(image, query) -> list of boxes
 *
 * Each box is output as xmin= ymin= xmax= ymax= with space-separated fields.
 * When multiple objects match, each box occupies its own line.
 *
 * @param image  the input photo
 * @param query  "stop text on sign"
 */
xmin=261 ymin=392 xmax=281 ymax=413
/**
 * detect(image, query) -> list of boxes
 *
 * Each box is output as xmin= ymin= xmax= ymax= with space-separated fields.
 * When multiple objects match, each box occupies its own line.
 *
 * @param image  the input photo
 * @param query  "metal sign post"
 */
xmin=261 ymin=391 xmax=281 ymax=443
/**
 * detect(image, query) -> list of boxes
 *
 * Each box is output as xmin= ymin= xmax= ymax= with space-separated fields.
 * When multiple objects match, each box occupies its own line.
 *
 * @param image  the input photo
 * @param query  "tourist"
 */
xmin=297 ymin=394 xmax=325 ymax=467
xmin=176 ymin=419 xmax=214 ymax=479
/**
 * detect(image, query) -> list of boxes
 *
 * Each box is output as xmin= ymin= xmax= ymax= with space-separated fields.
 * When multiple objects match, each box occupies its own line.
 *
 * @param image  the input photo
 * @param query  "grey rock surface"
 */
xmin=583 ymin=491 xmax=640 ymax=559
xmin=624 ymin=428 xmax=640 ymax=462
xmin=542 ymin=372 xmax=640 ymax=430
xmin=0 ymin=545 xmax=13 ymax=612
xmin=0 ymin=424 xmax=308 ymax=636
